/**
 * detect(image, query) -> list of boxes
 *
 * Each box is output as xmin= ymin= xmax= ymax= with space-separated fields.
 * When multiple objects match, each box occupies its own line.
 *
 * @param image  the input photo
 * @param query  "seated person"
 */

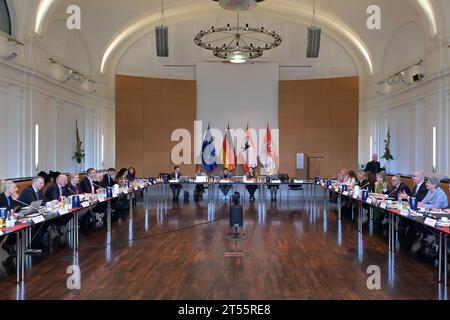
xmin=388 ymin=175 xmax=411 ymax=199
xmin=444 ymin=183 xmax=450 ymax=213
xmin=126 ymin=167 xmax=136 ymax=182
xmin=415 ymin=177 xmax=449 ymax=250
xmin=218 ymin=168 xmax=233 ymax=198
xmin=112 ymin=175 xmax=129 ymax=212
xmin=244 ymin=167 xmax=258 ymax=203
xmin=344 ymin=170 xmax=357 ymax=189
xmin=419 ymin=177 xmax=448 ymax=210
xmin=80 ymin=168 xmax=102 ymax=194
xmin=356 ymin=171 xmax=370 ymax=190
xmin=0 ymin=181 xmax=19 ymax=255
xmin=194 ymin=169 xmax=206 ymax=202
xmin=18 ymin=176 xmax=46 ymax=208
xmin=102 ymin=168 xmax=116 ymax=188
xmin=337 ymin=168 xmax=349 ymax=183
xmin=267 ymin=169 xmax=280 ymax=202
xmin=66 ymin=173 xmax=81 ymax=195
xmin=374 ymin=173 xmax=388 ymax=195
xmin=399 ymin=171 xmax=428 ymax=203
xmin=45 ymin=174 xmax=70 ymax=201
xmin=170 ymin=166 xmax=183 ymax=201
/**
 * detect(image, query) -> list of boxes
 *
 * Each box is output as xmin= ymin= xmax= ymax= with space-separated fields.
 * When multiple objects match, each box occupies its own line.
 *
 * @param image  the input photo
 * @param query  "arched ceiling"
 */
xmin=30 ymin=0 xmax=442 ymax=79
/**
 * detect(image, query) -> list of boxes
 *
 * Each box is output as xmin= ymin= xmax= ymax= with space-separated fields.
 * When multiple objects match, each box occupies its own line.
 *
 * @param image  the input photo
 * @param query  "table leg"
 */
xmin=128 ymin=194 xmax=133 ymax=218
xmin=439 ymin=232 xmax=443 ymax=283
xmin=21 ymin=232 xmax=25 ymax=280
xmin=107 ymin=200 xmax=112 ymax=233
xmin=388 ymin=213 xmax=392 ymax=252
xmin=16 ymin=231 xmax=21 ymax=283
xmin=338 ymin=194 xmax=342 ymax=220
xmin=445 ymin=234 xmax=448 ymax=286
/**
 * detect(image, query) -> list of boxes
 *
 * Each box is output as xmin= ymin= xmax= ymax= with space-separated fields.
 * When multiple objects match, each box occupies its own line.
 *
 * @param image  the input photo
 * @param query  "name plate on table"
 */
xmin=58 ymin=209 xmax=69 ymax=216
xmin=294 ymin=180 xmax=304 ymax=184
xmin=366 ymin=198 xmax=373 ymax=204
xmin=424 ymin=217 xmax=437 ymax=228
xmin=343 ymin=191 xmax=349 ymax=196
xmin=399 ymin=210 xmax=410 ymax=217
xmin=271 ymin=180 xmax=282 ymax=184
xmin=380 ymin=203 xmax=387 ymax=209
xmin=134 ymin=187 xmax=138 ymax=191
xmin=98 ymin=197 xmax=105 ymax=203
xmin=123 ymin=189 xmax=129 ymax=194
xmin=353 ymin=194 xmax=359 ymax=200
xmin=81 ymin=202 xmax=90 ymax=208
xmin=328 ymin=186 xmax=333 ymax=190
xmin=0 ymin=230 xmax=3 ymax=236
xmin=31 ymin=216 xmax=45 ymax=224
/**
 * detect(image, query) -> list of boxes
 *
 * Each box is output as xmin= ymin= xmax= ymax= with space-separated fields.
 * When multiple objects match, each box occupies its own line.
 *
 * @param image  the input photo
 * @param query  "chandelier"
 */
xmin=194 ymin=1 xmax=282 ymax=64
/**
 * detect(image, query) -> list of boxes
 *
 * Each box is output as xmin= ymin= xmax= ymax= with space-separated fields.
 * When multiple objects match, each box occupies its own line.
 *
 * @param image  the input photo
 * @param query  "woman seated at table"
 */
xmin=267 ymin=168 xmax=280 ymax=202
xmin=66 ymin=173 xmax=81 ymax=195
xmin=126 ymin=167 xmax=136 ymax=182
xmin=112 ymin=174 xmax=129 ymax=212
xmin=0 ymin=180 xmax=19 ymax=256
xmin=374 ymin=173 xmax=388 ymax=195
xmin=244 ymin=167 xmax=258 ymax=203
xmin=344 ymin=170 xmax=357 ymax=189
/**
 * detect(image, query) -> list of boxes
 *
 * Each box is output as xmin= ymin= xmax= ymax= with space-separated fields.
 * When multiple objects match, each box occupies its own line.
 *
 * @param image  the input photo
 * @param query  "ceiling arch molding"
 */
xmin=100 ymin=1 xmax=373 ymax=76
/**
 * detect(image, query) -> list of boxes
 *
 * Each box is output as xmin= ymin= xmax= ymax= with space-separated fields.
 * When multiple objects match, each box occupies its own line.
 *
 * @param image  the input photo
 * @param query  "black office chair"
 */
xmin=282 ymin=173 xmax=304 ymax=197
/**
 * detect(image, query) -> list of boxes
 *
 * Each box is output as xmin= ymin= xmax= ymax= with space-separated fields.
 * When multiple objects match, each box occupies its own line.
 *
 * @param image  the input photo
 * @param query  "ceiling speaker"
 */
xmin=155 ymin=26 xmax=169 ymax=57
xmin=306 ymin=26 xmax=321 ymax=58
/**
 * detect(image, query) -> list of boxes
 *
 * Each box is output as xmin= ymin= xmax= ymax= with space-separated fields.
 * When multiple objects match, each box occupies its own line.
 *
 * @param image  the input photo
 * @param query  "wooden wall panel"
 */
xmin=116 ymin=75 xmax=196 ymax=177
xmin=279 ymin=76 xmax=359 ymax=178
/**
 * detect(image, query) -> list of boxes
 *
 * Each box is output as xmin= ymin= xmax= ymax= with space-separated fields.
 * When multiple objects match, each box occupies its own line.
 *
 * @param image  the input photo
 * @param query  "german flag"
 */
xmin=221 ymin=125 xmax=236 ymax=171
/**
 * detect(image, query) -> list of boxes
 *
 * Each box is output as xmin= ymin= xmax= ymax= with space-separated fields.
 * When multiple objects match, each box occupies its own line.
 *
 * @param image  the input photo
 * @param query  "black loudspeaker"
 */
xmin=413 ymin=74 xmax=424 ymax=82
xmin=306 ymin=26 xmax=321 ymax=58
xmin=155 ymin=26 xmax=169 ymax=57
xmin=230 ymin=205 xmax=243 ymax=228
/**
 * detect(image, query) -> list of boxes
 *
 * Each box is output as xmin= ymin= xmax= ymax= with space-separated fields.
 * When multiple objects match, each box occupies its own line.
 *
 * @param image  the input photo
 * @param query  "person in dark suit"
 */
xmin=170 ymin=166 xmax=183 ymax=201
xmin=365 ymin=154 xmax=385 ymax=187
xmin=66 ymin=173 xmax=81 ymax=195
xmin=79 ymin=168 xmax=101 ymax=194
xmin=102 ymin=168 xmax=116 ymax=188
xmin=18 ymin=176 xmax=46 ymax=208
xmin=45 ymin=174 xmax=70 ymax=202
xmin=389 ymin=175 xmax=411 ymax=199
xmin=399 ymin=171 xmax=428 ymax=202
xmin=0 ymin=181 xmax=19 ymax=256
xmin=364 ymin=154 xmax=384 ymax=175
xmin=219 ymin=168 xmax=233 ymax=198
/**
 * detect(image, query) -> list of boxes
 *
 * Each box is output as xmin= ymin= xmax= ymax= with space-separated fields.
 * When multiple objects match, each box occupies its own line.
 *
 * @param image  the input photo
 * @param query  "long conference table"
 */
xmin=0 ymin=181 xmax=153 ymax=283
xmin=1 ymin=178 xmax=449 ymax=287
xmin=317 ymin=180 xmax=450 ymax=286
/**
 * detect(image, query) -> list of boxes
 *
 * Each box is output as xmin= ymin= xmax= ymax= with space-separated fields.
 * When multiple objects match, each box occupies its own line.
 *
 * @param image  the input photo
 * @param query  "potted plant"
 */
xmin=72 ymin=120 xmax=85 ymax=171
xmin=381 ymin=126 xmax=394 ymax=173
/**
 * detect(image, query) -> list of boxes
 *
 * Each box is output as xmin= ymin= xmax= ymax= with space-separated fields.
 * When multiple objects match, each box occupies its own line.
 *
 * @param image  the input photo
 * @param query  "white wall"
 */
xmin=0 ymin=61 xmax=115 ymax=180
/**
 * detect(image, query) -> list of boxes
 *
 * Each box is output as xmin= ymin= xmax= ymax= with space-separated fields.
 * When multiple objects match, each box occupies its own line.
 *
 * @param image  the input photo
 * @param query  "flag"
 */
xmin=222 ymin=125 xmax=236 ymax=171
xmin=238 ymin=124 xmax=257 ymax=173
xmin=261 ymin=124 xmax=278 ymax=173
xmin=202 ymin=125 xmax=217 ymax=172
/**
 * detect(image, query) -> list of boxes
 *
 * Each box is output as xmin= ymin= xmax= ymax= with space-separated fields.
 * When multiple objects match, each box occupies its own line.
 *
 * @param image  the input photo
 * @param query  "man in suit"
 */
xmin=0 ymin=181 xmax=19 ymax=256
xmin=365 ymin=154 xmax=385 ymax=187
xmin=170 ymin=166 xmax=182 ymax=201
xmin=18 ymin=176 xmax=46 ymax=208
xmin=45 ymin=174 xmax=70 ymax=202
xmin=389 ymin=175 xmax=411 ymax=199
xmin=102 ymin=168 xmax=116 ymax=188
xmin=219 ymin=168 xmax=233 ymax=198
xmin=399 ymin=171 xmax=428 ymax=202
xmin=365 ymin=154 xmax=384 ymax=175
xmin=80 ymin=168 xmax=101 ymax=194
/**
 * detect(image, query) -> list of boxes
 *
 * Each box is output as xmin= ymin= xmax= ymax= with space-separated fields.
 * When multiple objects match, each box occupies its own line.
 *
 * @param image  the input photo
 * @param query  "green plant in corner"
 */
xmin=72 ymin=120 xmax=85 ymax=164
xmin=381 ymin=126 xmax=394 ymax=161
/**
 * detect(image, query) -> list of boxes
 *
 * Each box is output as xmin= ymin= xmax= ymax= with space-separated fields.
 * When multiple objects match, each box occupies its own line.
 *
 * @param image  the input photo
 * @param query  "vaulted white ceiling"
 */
xmin=28 ymin=0 xmax=445 ymax=79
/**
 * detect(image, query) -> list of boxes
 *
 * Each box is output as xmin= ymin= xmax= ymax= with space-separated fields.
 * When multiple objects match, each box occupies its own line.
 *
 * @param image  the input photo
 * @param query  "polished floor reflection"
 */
xmin=0 ymin=187 xmax=446 ymax=300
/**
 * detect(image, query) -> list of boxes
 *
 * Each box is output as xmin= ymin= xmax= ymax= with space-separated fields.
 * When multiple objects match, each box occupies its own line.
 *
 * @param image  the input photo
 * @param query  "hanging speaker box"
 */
xmin=155 ymin=26 xmax=169 ymax=57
